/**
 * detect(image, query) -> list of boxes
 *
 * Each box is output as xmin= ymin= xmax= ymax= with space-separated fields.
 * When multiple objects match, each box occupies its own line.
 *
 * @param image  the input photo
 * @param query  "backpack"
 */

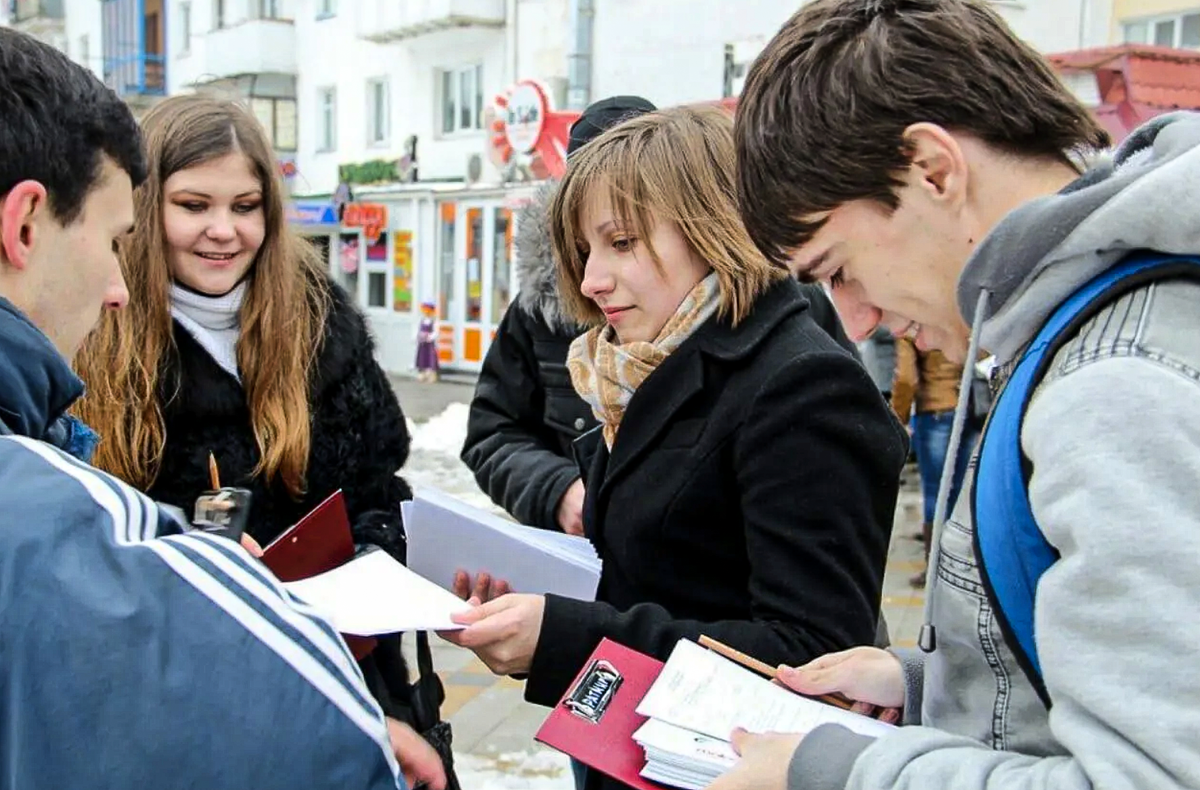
xmin=972 ymin=251 xmax=1200 ymax=709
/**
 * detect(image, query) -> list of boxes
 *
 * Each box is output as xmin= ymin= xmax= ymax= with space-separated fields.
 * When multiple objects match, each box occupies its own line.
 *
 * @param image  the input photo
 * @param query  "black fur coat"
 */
xmin=147 ymin=280 xmax=413 ymax=555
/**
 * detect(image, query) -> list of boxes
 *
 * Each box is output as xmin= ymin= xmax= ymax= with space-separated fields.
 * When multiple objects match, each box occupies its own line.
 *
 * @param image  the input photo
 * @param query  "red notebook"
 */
xmin=260 ymin=490 xmax=377 ymax=660
xmin=535 ymin=638 xmax=665 ymax=790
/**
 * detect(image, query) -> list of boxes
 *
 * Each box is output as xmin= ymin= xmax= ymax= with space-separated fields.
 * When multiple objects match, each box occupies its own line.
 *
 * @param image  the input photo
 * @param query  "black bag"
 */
xmin=364 ymin=632 xmax=462 ymax=790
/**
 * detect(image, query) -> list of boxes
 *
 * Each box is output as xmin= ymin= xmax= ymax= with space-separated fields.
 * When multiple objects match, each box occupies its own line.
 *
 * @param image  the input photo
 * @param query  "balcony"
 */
xmin=199 ymin=18 xmax=297 ymax=81
xmin=104 ymin=52 xmax=166 ymax=98
xmin=9 ymin=0 xmax=63 ymax=21
xmin=9 ymin=0 xmax=64 ymax=36
xmin=358 ymin=0 xmax=505 ymax=43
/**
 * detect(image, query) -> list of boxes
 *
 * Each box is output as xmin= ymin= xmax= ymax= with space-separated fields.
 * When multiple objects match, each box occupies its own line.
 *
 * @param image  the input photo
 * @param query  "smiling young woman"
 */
xmin=70 ymin=95 xmax=437 ymax=769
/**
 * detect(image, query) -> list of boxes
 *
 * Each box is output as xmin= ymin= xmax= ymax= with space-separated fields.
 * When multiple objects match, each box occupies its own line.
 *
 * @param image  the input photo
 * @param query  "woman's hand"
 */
xmin=439 ymin=593 xmax=545 ymax=675
xmin=452 ymin=571 xmax=512 ymax=604
xmin=776 ymin=646 xmax=904 ymax=723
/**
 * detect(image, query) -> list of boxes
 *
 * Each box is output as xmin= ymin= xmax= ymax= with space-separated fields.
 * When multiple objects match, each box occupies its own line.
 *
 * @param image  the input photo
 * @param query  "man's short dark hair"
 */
xmin=734 ymin=0 xmax=1110 ymax=267
xmin=0 ymin=28 xmax=146 ymax=224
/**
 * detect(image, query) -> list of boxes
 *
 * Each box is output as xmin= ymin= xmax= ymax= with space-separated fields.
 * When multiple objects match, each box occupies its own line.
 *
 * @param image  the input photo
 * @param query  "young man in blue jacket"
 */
xmin=711 ymin=0 xmax=1200 ymax=789
xmin=0 ymin=28 xmax=442 ymax=790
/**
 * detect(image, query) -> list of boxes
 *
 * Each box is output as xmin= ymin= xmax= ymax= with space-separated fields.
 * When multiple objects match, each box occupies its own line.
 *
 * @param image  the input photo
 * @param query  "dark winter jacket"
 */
xmin=0 ymin=296 xmax=404 ymax=789
xmin=145 ymin=278 xmax=419 ymax=724
xmin=462 ymin=183 xmax=859 ymax=531
xmin=523 ymin=278 xmax=909 ymax=787
xmin=148 ymin=279 xmax=413 ymax=554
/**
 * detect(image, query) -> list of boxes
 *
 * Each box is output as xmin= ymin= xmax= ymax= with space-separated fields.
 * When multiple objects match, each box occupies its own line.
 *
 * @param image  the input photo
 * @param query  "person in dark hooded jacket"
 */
xmin=462 ymin=96 xmax=858 ymax=535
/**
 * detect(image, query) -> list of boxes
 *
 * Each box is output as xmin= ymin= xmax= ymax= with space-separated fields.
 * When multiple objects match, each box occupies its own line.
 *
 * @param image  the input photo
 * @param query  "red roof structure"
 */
xmin=1048 ymin=44 xmax=1200 ymax=142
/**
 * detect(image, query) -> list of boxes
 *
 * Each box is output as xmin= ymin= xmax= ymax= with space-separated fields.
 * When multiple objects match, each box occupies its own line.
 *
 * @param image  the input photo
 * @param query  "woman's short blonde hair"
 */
xmin=549 ymin=103 xmax=787 ymax=327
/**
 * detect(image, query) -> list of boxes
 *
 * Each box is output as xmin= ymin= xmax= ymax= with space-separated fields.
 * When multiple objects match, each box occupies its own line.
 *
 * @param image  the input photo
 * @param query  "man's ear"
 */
xmin=0 ymin=181 xmax=51 ymax=271
xmin=900 ymin=123 xmax=969 ymax=208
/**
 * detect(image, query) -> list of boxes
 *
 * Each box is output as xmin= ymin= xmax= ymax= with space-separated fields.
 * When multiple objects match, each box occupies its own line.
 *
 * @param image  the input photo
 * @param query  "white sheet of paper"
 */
xmin=283 ymin=550 xmax=473 ymax=634
xmin=633 ymin=719 xmax=738 ymax=770
xmin=636 ymin=640 xmax=897 ymax=742
xmin=405 ymin=487 xmax=602 ymax=601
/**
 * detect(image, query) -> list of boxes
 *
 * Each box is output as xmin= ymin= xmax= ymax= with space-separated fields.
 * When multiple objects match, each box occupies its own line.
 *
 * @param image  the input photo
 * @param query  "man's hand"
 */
xmin=777 ymin=646 xmax=904 ymax=721
xmin=439 ymin=593 xmax=545 ymax=675
xmin=704 ymin=729 xmax=802 ymax=790
xmin=385 ymin=718 xmax=446 ymax=790
xmin=556 ymin=479 xmax=586 ymax=536
xmin=452 ymin=571 xmax=512 ymax=604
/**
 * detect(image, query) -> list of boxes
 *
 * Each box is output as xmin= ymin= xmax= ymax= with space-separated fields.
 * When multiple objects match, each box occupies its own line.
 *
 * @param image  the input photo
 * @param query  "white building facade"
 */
xmin=36 ymin=0 xmax=1118 ymax=376
xmin=591 ymin=0 xmax=1115 ymax=108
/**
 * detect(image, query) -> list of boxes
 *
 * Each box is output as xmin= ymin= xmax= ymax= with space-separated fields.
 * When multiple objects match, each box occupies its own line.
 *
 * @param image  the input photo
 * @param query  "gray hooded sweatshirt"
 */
xmin=788 ymin=112 xmax=1200 ymax=790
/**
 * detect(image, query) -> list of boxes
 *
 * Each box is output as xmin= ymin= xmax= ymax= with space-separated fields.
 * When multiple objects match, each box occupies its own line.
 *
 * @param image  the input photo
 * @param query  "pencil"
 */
xmin=698 ymin=635 xmax=854 ymax=711
xmin=208 ymin=452 xmax=221 ymax=490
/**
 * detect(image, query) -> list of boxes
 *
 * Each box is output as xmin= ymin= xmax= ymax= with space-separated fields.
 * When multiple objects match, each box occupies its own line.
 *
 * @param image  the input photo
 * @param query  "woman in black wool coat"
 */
xmin=73 ymin=96 xmax=448 ymax=787
xmin=444 ymin=106 xmax=907 ymax=790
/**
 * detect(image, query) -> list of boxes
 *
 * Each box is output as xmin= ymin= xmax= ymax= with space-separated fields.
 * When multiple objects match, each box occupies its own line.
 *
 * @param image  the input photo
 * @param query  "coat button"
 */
xmin=574 ymin=418 xmax=586 ymax=430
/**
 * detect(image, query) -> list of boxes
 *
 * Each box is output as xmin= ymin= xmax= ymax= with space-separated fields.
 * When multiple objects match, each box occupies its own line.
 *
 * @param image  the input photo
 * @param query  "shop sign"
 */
xmin=286 ymin=201 xmax=338 ymax=226
xmin=504 ymin=81 xmax=548 ymax=154
xmin=342 ymin=202 xmax=388 ymax=243
xmin=489 ymin=79 xmax=580 ymax=180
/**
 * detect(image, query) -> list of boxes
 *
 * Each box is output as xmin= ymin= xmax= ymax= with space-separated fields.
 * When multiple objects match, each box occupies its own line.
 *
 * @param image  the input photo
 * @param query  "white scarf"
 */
xmin=170 ymin=282 xmax=247 ymax=382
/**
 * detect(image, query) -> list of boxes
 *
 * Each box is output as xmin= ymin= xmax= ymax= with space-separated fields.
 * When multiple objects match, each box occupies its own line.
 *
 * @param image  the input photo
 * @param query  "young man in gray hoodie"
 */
xmin=708 ymin=0 xmax=1200 ymax=789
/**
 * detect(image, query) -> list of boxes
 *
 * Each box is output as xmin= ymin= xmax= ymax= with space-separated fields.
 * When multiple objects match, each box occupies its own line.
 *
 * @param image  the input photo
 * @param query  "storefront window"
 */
xmin=439 ymin=203 xmax=456 ymax=320
xmin=465 ymin=207 xmax=483 ymax=323
xmin=336 ymin=233 xmax=360 ymax=298
xmin=492 ymin=208 xmax=512 ymax=322
xmin=364 ymin=231 xmax=390 ymax=309
xmin=393 ymin=230 xmax=413 ymax=312
xmin=368 ymin=272 xmax=387 ymax=308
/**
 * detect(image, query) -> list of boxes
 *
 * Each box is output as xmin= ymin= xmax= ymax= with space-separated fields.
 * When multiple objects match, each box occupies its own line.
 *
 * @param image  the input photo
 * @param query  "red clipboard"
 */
xmin=261 ymin=490 xmax=377 ymax=660
xmin=535 ymin=638 xmax=664 ymax=790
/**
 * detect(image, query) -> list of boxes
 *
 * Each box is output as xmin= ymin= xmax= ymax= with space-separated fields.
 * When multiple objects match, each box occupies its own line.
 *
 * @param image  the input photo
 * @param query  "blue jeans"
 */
xmin=912 ymin=411 xmax=980 ymax=526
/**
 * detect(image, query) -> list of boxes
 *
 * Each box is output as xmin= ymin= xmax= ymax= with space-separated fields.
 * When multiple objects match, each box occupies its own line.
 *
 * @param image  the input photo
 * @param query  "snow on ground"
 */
xmin=405 ymin=402 xmax=500 ymax=513
xmin=454 ymin=749 xmax=574 ymax=790
xmin=407 ymin=404 xmax=575 ymax=788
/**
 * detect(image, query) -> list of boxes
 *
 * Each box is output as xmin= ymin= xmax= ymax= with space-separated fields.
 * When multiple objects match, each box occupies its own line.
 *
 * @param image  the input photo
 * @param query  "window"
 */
xmin=317 ymin=0 xmax=336 ymax=18
xmin=250 ymin=97 xmax=298 ymax=151
xmin=367 ymin=78 xmax=389 ymax=145
xmin=1124 ymin=11 xmax=1200 ymax=48
xmin=317 ymin=87 xmax=337 ymax=151
xmin=440 ymin=64 xmax=484 ymax=135
xmin=179 ymin=2 xmax=191 ymax=54
xmin=255 ymin=0 xmax=282 ymax=19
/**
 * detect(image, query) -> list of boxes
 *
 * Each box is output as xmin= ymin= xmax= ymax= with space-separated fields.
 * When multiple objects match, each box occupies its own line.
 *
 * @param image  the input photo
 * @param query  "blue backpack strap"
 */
xmin=972 ymin=251 xmax=1200 ymax=709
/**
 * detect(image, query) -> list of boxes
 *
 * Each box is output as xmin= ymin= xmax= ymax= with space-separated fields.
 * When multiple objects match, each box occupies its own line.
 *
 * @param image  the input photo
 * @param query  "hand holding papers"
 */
xmin=284 ymin=550 xmax=473 ymax=635
xmin=403 ymin=488 xmax=602 ymax=601
xmin=537 ymin=638 xmax=897 ymax=790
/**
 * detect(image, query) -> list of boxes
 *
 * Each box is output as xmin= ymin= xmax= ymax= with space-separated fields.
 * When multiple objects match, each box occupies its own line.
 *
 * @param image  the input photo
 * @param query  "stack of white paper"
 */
xmin=402 ymin=488 xmax=602 ymax=602
xmin=282 ymin=549 xmax=474 ymax=634
xmin=632 ymin=640 xmax=897 ymax=790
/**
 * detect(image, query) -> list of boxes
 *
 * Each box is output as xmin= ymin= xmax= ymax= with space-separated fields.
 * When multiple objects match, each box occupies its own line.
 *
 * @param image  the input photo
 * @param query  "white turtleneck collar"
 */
xmin=170 ymin=281 xmax=247 ymax=382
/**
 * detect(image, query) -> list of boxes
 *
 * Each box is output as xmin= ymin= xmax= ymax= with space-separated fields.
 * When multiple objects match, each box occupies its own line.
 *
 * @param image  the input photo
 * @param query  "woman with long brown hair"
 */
xmin=73 ymin=95 xmax=438 ymax=776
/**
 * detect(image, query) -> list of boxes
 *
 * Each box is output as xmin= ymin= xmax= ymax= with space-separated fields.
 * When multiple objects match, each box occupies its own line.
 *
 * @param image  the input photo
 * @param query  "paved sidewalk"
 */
xmin=390 ymin=374 xmax=928 ymax=784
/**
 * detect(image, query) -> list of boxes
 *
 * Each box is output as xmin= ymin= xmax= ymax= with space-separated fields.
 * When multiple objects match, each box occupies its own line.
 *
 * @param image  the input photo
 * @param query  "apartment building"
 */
xmin=36 ymin=0 xmax=1200 ymax=376
xmin=5 ymin=0 xmax=68 ymax=52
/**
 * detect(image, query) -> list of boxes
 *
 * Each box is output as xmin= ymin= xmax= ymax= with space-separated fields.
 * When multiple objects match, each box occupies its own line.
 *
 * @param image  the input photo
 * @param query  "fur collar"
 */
xmin=516 ymin=181 xmax=574 ymax=331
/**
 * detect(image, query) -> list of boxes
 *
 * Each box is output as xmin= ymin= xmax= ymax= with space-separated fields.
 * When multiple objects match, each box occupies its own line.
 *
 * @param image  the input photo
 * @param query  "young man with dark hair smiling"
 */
xmin=706 ymin=0 xmax=1200 ymax=789
xmin=0 ymin=28 xmax=441 ymax=790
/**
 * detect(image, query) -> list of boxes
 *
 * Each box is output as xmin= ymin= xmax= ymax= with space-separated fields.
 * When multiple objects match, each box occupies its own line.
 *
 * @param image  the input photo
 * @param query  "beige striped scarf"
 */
xmin=567 ymin=272 xmax=720 ymax=449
